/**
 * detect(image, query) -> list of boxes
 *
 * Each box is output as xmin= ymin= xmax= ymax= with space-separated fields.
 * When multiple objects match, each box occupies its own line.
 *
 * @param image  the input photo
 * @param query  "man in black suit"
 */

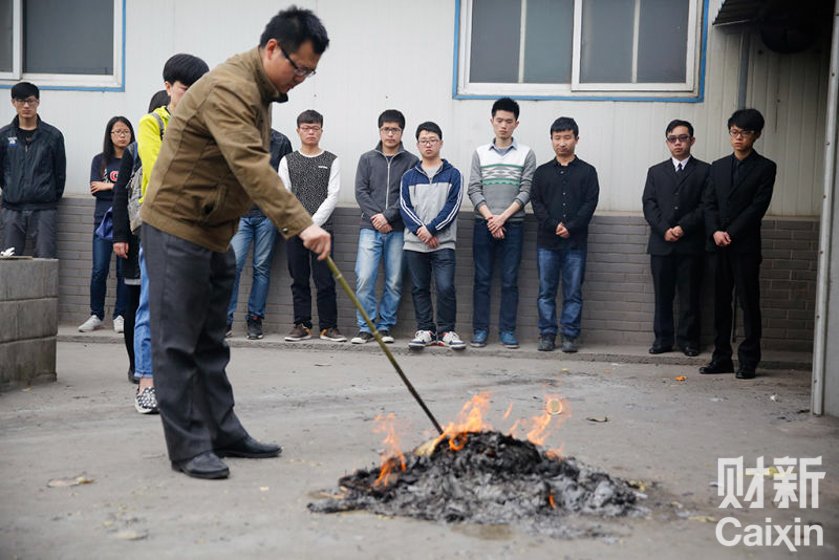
xmin=700 ymin=109 xmax=776 ymax=379
xmin=642 ymin=120 xmax=710 ymax=357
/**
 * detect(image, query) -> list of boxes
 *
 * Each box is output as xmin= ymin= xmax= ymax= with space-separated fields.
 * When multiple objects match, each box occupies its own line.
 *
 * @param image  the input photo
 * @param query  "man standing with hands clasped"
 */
xmin=701 ymin=109 xmax=775 ymax=380
xmin=642 ymin=120 xmax=709 ymax=357
xmin=140 ymin=6 xmax=331 ymax=480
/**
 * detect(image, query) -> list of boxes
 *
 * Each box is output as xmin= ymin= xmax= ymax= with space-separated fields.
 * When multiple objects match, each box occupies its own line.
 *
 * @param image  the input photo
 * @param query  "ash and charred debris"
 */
xmin=308 ymin=431 xmax=644 ymax=536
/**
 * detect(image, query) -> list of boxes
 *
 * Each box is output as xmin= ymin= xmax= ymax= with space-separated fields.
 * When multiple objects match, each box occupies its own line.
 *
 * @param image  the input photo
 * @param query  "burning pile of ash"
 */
xmin=308 ymin=430 xmax=642 ymax=535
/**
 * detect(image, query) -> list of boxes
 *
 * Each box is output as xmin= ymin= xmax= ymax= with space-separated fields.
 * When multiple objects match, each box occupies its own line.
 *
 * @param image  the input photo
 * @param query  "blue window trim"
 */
xmin=0 ymin=0 xmax=127 ymax=93
xmin=452 ymin=0 xmax=709 ymax=103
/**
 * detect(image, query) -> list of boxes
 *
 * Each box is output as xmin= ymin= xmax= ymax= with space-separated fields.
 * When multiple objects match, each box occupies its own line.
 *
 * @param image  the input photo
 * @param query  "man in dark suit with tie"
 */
xmin=700 ymin=108 xmax=776 ymax=379
xmin=642 ymin=120 xmax=710 ymax=357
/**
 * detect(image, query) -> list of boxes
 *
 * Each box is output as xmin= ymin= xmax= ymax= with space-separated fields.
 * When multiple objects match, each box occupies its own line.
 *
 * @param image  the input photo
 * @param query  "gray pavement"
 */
xmin=0 ymin=338 xmax=836 ymax=559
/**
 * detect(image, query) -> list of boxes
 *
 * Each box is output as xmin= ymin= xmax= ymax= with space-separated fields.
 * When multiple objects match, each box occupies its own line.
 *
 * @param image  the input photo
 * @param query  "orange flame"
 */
xmin=373 ymin=413 xmax=406 ymax=487
xmin=503 ymin=403 xmax=513 ymax=420
xmin=548 ymin=493 xmax=557 ymax=509
xmin=430 ymin=392 xmax=493 ymax=453
xmin=507 ymin=394 xmax=570 ymax=446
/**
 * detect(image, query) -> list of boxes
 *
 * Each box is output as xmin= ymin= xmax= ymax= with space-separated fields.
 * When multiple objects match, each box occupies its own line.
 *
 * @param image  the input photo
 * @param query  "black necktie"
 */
xmin=676 ymin=162 xmax=683 ymax=174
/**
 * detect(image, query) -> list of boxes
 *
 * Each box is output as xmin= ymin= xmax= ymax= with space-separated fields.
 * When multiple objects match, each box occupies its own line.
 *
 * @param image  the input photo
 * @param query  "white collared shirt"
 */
xmin=672 ymin=155 xmax=691 ymax=172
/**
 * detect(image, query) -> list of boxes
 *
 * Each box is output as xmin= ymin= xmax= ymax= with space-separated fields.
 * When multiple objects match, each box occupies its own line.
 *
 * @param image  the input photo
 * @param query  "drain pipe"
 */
xmin=812 ymin=0 xmax=839 ymax=416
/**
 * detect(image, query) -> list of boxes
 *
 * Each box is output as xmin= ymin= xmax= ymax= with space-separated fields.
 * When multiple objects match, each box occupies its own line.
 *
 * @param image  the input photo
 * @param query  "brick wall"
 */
xmin=1 ymin=197 xmax=819 ymax=352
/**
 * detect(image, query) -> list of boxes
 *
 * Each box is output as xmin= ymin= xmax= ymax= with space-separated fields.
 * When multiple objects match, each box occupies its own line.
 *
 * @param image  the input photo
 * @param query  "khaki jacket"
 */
xmin=141 ymin=47 xmax=312 ymax=252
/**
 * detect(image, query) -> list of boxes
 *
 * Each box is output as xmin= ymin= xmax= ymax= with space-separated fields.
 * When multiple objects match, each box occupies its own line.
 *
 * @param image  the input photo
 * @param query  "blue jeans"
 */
xmin=134 ymin=246 xmax=153 ymax=378
xmin=354 ymin=228 xmax=404 ymax=332
xmin=472 ymin=220 xmax=523 ymax=334
xmin=227 ymin=215 xmax=277 ymax=323
xmin=90 ymin=230 xmax=128 ymax=319
xmin=405 ymin=249 xmax=456 ymax=334
xmin=537 ymin=246 xmax=586 ymax=340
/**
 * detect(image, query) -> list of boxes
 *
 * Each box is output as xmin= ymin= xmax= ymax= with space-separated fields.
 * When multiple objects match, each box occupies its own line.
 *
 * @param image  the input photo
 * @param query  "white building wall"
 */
xmin=0 ymin=0 xmax=828 ymax=217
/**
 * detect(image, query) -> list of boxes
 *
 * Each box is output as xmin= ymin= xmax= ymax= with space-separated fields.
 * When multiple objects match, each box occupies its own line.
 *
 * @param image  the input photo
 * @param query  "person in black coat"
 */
xmin=642 ymin=119 xmax=710 ymax=357
xmin=700 ymin=109 xmax=776 ymax=379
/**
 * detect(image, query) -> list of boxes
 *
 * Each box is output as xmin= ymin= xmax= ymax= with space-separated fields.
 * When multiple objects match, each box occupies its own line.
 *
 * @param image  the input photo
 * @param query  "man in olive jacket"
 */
xmin=140 ymin=7 xmax=331 ymax=480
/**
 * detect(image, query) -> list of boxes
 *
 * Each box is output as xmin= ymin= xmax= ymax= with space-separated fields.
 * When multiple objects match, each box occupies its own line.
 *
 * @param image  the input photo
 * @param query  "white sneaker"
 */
xmin=440 ymin=331 xmax=466 ymax=350
xmin=113 ymin=315 xmax=124 ymax=334
xmin=408 ymin=330 xmax=435 ymax=349
xmin=78 ymin=315 xmax=104 ymax=332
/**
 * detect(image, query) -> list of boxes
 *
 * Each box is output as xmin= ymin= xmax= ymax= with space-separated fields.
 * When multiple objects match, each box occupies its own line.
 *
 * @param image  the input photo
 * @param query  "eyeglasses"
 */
xmin=418 ymin=138 xmax=440 ymax=146
xmin=666 ymin=134 xmax=691 ymax=144
xmin=13 ymin=97 xmax=39 ymax=107
xmin=299 ymin=125 xmax=322 ymax=133
xmin=729 ymin=128 xmax=754 ymax=138
xmin=110 ymin=130 xmax=132 ymax=137
xmin=380 ymin=127 xmax=402 ymax=135
xmin=280 ymin=44 xmax=316 ymax=78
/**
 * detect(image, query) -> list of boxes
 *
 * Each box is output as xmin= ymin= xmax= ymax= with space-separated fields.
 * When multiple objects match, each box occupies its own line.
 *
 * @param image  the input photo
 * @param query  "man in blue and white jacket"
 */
xmin=399 ymin=121 xmax=465 ymax=350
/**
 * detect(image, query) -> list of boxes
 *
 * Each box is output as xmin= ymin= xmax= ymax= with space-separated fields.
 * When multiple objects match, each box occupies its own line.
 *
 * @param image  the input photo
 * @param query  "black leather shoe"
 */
xmin=171 ymin=451 xmax=229 ymax=479
xmin=699 ymin=361 xmax=735 ymax=374
xmin=736 ymin=368 xmax=756 ymax=379
xmin=648 ymin=345 xmax=673 ymax=355
xmin=216 ymin=436 xmax=282 ymax=458
xmin=681 ymin=346 xmax=700 ymax=357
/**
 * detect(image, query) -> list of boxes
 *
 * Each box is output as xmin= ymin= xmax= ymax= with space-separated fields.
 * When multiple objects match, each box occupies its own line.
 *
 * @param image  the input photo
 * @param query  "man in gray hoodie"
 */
xmin=351 ymin=110 xmax=418 ymax=344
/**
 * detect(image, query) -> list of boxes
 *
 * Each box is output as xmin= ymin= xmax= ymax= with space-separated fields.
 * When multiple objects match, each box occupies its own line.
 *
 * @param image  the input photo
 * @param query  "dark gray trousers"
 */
xmin=142 ymin=224 xmax=247 ymax=462
xmin=1 ymin=207 xmax=58 ymax=258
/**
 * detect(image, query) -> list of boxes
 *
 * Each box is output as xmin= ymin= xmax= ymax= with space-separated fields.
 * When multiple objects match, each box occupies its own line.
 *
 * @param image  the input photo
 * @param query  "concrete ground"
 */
xmin=0 ymin=337 xmax=836 ymax=559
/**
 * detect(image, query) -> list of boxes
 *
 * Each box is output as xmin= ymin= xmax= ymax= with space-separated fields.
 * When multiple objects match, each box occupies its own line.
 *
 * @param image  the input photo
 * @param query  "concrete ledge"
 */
xmin=57 ymin=327 xmax=813 ymax=372
xmin=0 ymin=259 xmax=59 ymax=391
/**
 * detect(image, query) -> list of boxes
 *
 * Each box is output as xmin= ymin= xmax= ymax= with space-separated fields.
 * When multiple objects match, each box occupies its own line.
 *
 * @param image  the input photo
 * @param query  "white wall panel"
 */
xmin=0 ymin=0 xmax=828 ymax=217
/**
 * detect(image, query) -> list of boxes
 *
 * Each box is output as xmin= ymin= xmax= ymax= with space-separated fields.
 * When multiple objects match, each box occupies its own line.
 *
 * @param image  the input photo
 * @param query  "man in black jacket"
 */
xmin=642 ymin=120 xmax=710 ymax=357
xmin=701 ymin=109 xmax=776 ymax=379
xmin=0 ymin=82 xmax=66 ymax=258
xmin=531 ymin=117 xmax=599 ymax=353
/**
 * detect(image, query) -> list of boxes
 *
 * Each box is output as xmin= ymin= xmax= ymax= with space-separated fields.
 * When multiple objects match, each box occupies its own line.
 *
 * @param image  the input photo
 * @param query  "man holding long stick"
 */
xmin=140 ymin=7 xmax=331 ymax=480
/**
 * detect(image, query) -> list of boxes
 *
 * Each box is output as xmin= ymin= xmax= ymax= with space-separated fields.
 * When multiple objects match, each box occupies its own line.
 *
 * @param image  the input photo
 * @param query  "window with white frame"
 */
xmin=458 ymin=0 xmax=702 ymax=98
xmin=0 ymin=0 xmax=124 ymax=89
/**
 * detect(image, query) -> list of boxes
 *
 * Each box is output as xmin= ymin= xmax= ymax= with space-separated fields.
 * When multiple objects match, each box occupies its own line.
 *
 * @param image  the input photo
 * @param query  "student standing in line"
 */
xmin=280 ymin=110 xmax=345 ymax=343
xmin=700 ymin=109 xmax=776 ymax=379
xmin=642 ymin=119 xmax=710 ymax=357
xmin=78 ymin=117 xmax=134 ymax=335
xmin=400 ymin=121 xmax=466 ymax=350
xmin=351 ymin=109 xmax=418 ymax=345
xmin=531 ymin=117 xmax=599 ymax=353
xmin=467 ymin=97 xmax=536 ymax=349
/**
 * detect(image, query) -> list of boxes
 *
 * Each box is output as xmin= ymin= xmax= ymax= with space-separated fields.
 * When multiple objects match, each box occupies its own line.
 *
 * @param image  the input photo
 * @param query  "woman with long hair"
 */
xmin=78 ymin=116 xmax=134 ymax=334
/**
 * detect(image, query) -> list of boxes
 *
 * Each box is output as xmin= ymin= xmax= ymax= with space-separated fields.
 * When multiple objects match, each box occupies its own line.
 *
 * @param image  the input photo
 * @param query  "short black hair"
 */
xmin=492 ymin=97 xmax=519 ymax=120
xmin=550 ymin=117 xmax=579 ymax=138
xmin=147 ymin=89 xmax=170 ymax=113
xmin=666 ymin=119 xmax=694 ymax=137
xmin=378 ymin=109 xmax=406 ymax=130
xmin=728 ymin=108 xmax=765 ymax=134
xmin=162 ymin=54 xmax=209 ymax=87
xmin=11 ymin=81 xmax=39 ymax=100
xmin=260 ymin=5 xmax=330 ymax=55
xmin=415 ymin=121 xmax=442 ymax=141
xmin=297 ymin=109 xmax=323 ymax=126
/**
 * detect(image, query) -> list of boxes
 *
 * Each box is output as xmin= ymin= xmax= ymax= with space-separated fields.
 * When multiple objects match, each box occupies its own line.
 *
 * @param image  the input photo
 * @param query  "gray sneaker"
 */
xmin=561 ymin=337 xmax=578 ymax=353
xmin=538 ymin=335 xmax=556 ymax=352
xmin=285 ymin=324 xmax=312 ymax=342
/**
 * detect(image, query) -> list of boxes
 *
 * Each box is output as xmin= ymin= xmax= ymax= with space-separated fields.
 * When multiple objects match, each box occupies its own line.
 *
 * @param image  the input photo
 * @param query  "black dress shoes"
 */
xmin=171 ymin=451 xmax=229 ymax=480
xmin=736 ymin=368 xmax=756 ymax=379
xmin=648 ymin=345 xmax=673 ymax=355
xmin=216 ymin=435 xmax=282 ymax=458
xmin=681 ymin=346 xmax=700 ymax=357
xmin=699 ymin=360 xmax=735 ymax=374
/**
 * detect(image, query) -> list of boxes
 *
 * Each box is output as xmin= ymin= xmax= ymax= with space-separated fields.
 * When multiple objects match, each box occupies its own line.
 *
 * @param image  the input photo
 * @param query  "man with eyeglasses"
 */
xmin=642 ymin=120 xmax=710 ymax=358
xmin=350 ymin=110 xmax=418 ymax=345
xmin=1 ymin=82 xmax=66 ymax=258
xmin=701 ymin=108 xmax=776 ymax=380
xmin=139 ymin=7 xmax=331 ymax=480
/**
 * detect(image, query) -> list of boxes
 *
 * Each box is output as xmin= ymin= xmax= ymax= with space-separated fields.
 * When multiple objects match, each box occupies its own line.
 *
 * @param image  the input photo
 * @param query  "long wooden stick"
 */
xmin=326 ymin=256 xmax=443 ymax=434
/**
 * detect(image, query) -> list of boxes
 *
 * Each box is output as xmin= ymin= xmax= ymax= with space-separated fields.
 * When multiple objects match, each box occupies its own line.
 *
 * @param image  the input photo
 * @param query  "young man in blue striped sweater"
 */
xmin=399 ymin=121 xmax=466 ymax=350
xmin=467 ymin=97 xmax=536 ymax=349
